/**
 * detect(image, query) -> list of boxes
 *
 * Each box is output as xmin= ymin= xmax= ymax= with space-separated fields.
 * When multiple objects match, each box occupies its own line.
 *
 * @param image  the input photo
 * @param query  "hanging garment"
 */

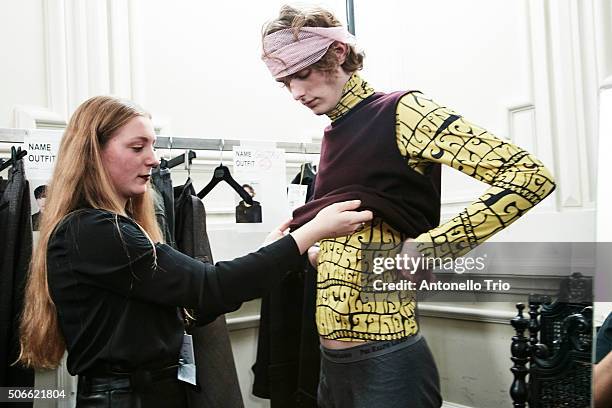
xmin=151 ymin=167 xmax=176 ymax=248
xmin=295 ymin=260 xmax=320 ymax=406
xmin=252 ymin=264 xmax=319 ymax=408
xmin=151 ymin=184 xmax=173 ymax=247
xmin=235 ymin=200 xmax=262 ymax=223
xmin=0 ymin=160 xmax=35 ymax=396
xmin=289 ymin=168 xmax=316 ymax=203
xmin=252 ymin=175 xmax=319 ymax=408
xmin=174 ymin=179 xmax=244 ymax=408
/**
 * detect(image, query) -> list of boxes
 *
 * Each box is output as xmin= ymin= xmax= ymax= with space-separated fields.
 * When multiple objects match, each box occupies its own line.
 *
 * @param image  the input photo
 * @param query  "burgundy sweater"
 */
xmin=290 ymin=91 xmax=441 ymax=237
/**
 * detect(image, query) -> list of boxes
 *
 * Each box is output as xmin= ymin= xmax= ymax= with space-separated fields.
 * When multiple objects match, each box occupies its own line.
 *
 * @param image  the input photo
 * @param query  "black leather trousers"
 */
xmin=76 ymin=368 xmax=188 ymax=408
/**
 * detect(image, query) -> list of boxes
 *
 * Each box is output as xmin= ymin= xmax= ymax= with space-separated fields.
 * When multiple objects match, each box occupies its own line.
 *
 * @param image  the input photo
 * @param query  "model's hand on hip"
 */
xmin=399 ymin=238 xmax=435 ymax=284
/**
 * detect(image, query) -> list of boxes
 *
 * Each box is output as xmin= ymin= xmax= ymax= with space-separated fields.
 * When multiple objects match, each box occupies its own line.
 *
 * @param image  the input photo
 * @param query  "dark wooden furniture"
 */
xmin=510 ymin=273 xmax=593 ymax=408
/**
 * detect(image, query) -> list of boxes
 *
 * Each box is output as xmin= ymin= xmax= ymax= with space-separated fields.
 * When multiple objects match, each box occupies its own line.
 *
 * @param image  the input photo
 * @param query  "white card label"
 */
xmin=178 ymin=333 xmax=197 ymax=385
xmin=287 ymin=184 xmax=308 ymax=210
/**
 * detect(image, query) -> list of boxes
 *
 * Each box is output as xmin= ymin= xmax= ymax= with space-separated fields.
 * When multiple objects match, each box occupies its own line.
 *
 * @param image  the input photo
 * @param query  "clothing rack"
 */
xmin=346 ymin=0 xmax=356 ymax=35
xmin=0 ymin=128 xmax=321 ymax=154
xmin=0 ymin=147 xmax=27 ymax=172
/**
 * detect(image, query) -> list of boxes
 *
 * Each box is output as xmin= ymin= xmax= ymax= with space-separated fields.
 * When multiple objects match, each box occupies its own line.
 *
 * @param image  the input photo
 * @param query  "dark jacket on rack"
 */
xmin=151 ymin=167 xmax=176 ymax=248
xmin=0 ymin=160 xmax=35 ymax=398
xmin=252 ymin=174 xmax=319 ymax=408
xmin=174 ymin=179 xmax=244 ymax=408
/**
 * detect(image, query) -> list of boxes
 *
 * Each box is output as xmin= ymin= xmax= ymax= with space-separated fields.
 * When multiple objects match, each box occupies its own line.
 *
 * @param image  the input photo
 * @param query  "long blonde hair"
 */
xmin=19 ymin=96 xmax=163 ymax=369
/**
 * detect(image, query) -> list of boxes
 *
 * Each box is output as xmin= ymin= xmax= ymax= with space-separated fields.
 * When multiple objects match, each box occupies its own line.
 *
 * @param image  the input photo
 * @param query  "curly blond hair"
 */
xmin=262 ymin=4 xmax=364 ymax=76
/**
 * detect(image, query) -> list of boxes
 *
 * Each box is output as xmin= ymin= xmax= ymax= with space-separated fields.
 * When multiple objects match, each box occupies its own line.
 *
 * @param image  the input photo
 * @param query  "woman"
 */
xmin=18 ymin=95 xmax=372 ymax=407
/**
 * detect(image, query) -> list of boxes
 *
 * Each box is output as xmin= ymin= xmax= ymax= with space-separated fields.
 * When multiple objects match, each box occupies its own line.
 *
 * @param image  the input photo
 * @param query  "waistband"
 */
xmin=79 ymin=364 xmax=179 ymax=392
xmin=320 ymin=333 xmax=423 ymax=363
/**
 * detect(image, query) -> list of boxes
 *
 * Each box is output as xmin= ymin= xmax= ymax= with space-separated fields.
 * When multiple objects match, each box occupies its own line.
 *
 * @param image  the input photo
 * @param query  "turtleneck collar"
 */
xmin=327 ymin=73 xmax=375 ymax=122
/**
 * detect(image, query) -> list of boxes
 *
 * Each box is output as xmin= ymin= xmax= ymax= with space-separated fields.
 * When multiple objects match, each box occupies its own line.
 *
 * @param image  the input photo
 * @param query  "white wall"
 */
xmin=594 ymin=0 xmax=612 ymax=329
xmin=0 ymin=1 xmax=47 ymax=127
xmin=133 ymin=0 xmax=342 ymax=141
xmin=1 ymin=1 xmax=608 ymax=407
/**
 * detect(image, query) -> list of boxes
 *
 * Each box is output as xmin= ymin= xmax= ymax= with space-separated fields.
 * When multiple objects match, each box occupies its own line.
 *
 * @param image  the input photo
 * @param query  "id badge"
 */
xmin=178 ymin=333 xmax=197 ymax=385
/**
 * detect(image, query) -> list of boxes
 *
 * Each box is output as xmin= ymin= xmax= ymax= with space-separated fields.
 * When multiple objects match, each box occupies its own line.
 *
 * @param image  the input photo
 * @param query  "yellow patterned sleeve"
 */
xmin=395 ymin=92 xmax=556 ymax=258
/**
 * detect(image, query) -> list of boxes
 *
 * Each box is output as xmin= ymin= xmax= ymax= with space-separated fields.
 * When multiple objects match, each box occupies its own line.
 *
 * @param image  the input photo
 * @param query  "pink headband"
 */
xmin=262 ymin=26 xmax=356 ymax=79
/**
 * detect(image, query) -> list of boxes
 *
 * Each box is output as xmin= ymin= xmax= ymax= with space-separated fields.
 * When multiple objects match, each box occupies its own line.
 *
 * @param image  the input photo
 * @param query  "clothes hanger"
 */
xmin=0 ymin=146 xmax=27 ymax=172
xmin=196 ymin=139 xmax=253 ymax=203
xmin=299 ymin=163 xmax=316 ymax=182
xmin=185 ymin=150 xmax=193 ymax=180
xmin=296 ymin=143 xmax=316 ymax=183
xmin=160 ymin=150 xmax=196 ymax=170
xmin=154 ymin=139 xmax=195 ymax=180
xmin=158 ymin=136 xmax=173 ymax=170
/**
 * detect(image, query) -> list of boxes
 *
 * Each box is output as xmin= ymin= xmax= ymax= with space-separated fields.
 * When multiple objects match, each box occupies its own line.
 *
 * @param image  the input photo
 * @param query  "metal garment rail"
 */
xmin=346 ymin=0 xmax=355 ymax=35
xmin=0 ymin=128 xmax=321 ymax=154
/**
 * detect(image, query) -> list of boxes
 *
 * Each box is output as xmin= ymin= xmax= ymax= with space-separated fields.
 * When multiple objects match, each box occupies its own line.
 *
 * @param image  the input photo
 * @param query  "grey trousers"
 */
xmin=318 ymin=335 xmax=442 ymax=408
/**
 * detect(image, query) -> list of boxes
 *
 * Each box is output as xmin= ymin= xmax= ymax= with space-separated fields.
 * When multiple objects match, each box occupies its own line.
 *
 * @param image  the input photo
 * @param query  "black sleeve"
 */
xmin=63 ymin=210 xmax=301 ymax=321
xmin=596 ymin=313 xmax=612 ymax=363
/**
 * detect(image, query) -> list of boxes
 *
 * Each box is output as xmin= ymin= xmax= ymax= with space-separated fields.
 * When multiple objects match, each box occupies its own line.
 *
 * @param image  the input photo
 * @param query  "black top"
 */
xmin=596 ymin=312 xmax=612 ymax=363
xmin=46 ymin=208 xmax=300 ymax=375
xmin=235 ymin=201 xmax=262 ymax=223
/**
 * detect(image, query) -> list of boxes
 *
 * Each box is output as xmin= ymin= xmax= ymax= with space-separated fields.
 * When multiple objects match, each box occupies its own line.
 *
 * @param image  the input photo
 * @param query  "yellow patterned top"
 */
xmin=315 ymin=73 xmax=556 ymax=340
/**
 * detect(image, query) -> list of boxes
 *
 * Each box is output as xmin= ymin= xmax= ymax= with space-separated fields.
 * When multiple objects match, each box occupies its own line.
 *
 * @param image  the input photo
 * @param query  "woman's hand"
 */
xmin=262 ymin=218 xmax=292 ymax=246
xmin=291 ymin=200 xmax=373 ymax=254
xmin=311 ymin=200 xmax=373 ymax=238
